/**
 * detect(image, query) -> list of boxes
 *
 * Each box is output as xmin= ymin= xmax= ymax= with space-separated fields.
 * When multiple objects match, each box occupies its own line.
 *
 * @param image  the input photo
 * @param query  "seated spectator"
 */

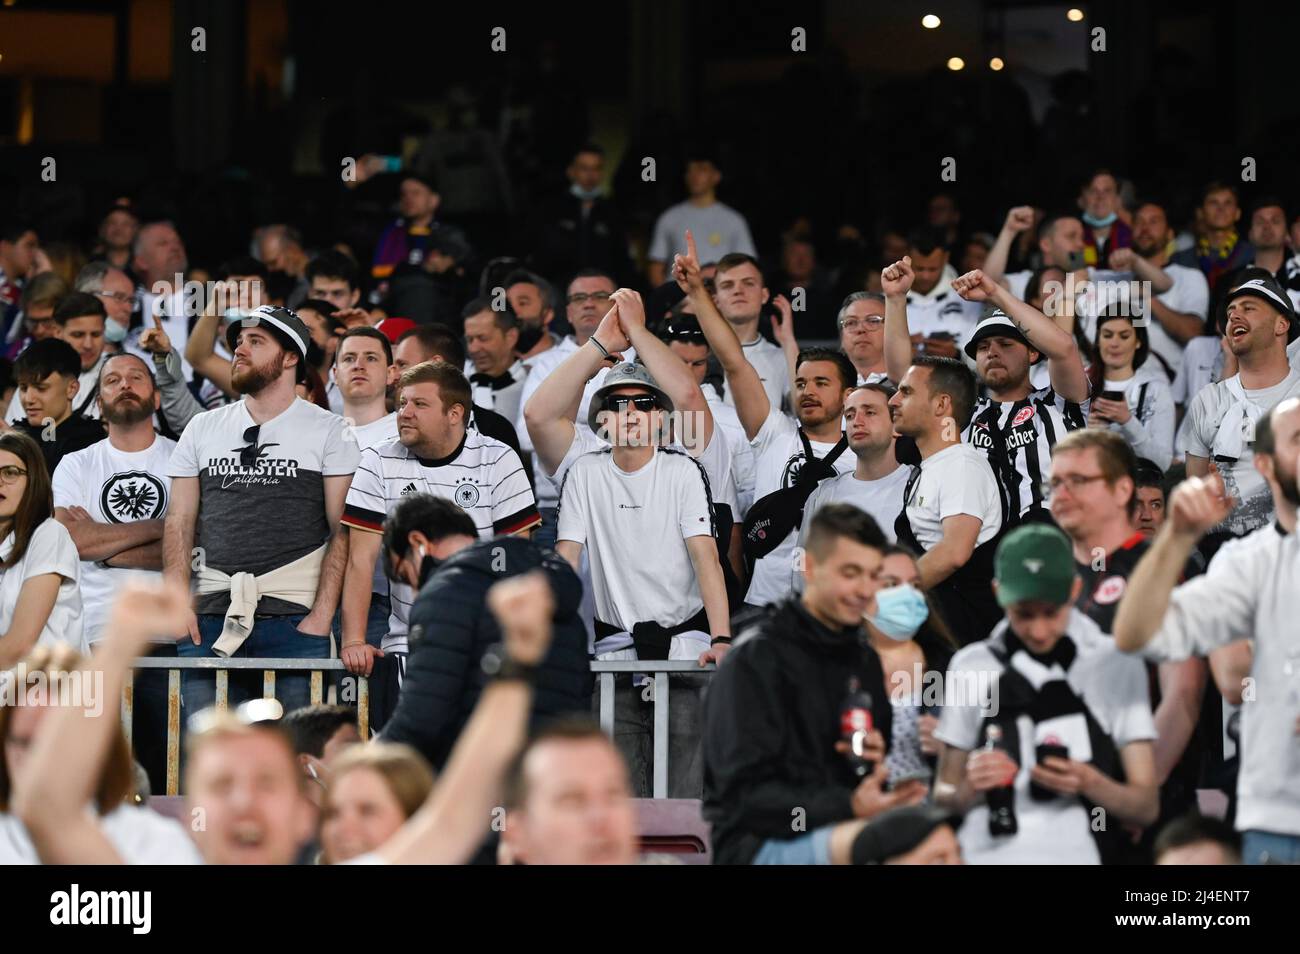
xmin=75 ymin=262 xmax=135 ymax=356
xmin=11 ymin=338 xmax=105 ymax=475
xmin=371 ymin=173 xmax=471 ymax=302
xmin=306 ymin=251 xmax=371 ymax=330
xmin=1077 ymin=169 xmax=1132 ymax=266
xmin=900 ymin=227 xmax=981 ymax=359
xmin=1171 ymin=182 xmax=1254 ymax=292
xmin=503 ymin=269 xmax=563 ymax=361
xmin=377 ymin=494 xmax=590 ymax=768
xmin=319 ymin=743 xmax=434 ymax=864
xmin=1154 ymin=813 xmax=1242 ymax=865
xmin=1086 ymin=307 xmax=1176 ymax=470
xmin=463 ymin=297 xmax=527 ymax=424
xmin=934 ymin=524 xmax=1159 ymax=864
xmin=37 ymin=292 xmax=109 ymax=423
xmin=296 ymin=298 xmax=345 ymax=414
xmin=702 ymin=504 xmax=928 ymax=865
xmin=774 ymin=235 xmax=837 ymax=340
xmin=0 ymin=644 xmax=200 ymax=864
xmin=1134 ymin=458 xmax=1169 ymax=538
xmin=281 ymin=704 xmax=361 ymax=805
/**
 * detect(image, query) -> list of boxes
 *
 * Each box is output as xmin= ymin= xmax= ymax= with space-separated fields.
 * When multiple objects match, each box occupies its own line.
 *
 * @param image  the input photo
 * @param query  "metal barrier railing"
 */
xmin=128 ymin=658 xmax=715 ymax=799
xmin=591 ymin=661 xmax=716 ymax=799
xmin=127 ymin=658 xmax=366 ymax=795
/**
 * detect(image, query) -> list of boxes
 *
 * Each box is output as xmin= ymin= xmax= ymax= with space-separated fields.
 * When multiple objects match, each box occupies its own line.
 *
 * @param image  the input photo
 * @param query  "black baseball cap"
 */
xmin=1224 ymin=272 xmax=1299 ymax=343
xmin=963 ymin=309 xmax=1044 ymax=363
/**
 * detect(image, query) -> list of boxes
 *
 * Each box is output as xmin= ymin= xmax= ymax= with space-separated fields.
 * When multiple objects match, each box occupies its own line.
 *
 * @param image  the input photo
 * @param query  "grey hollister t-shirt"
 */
xmin=169 ymin=398 xmax=360 ymax=615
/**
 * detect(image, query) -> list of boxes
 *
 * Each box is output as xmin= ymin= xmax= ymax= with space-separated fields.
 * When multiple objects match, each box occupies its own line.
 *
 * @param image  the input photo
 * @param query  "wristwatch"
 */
xmin=480 ymin=643 xmax=538 ymax=683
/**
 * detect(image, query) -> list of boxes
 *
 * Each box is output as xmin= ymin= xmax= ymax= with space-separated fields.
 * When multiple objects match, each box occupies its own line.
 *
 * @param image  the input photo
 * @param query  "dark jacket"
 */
xmin=13 ymin=415 xmax=105 ymax=476
xmin=381 ymin=535 xmax=592 ymax=769
xmin=702 ymin=598 xmax=892 ymax=865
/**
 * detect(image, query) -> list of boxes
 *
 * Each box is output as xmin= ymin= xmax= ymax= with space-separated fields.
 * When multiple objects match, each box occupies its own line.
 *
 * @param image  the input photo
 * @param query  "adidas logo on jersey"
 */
xmin=400 ymin=482 xmax=419 ymax=496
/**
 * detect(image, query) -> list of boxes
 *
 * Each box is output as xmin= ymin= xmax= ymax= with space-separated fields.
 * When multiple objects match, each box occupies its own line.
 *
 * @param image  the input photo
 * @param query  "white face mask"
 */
xmin=104 ymin=318 xmax=129 ymax=343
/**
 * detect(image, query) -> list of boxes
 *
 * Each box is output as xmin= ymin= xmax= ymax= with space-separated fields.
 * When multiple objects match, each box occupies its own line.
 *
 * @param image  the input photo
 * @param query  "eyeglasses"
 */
xmin=96 ymin=291 xmax=135 ymax=305
xmin=1045 ymin=473 xmax=1108 ymax=494
xmin=0 ymin=466 xmax=28 ymax=485
xmin=840 ymin=317 xmax=885 ymax=332
xmin=664 ymin=323 xmax=704 ymax=340
xmin=567 ymin=292 xmax=613 ymax=304
xmin=604 ymin=395 xmax=659 ymax=413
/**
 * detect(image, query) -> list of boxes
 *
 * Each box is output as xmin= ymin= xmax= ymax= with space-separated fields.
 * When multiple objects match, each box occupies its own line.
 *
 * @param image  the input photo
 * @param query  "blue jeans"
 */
xmin=752 ymin=826 xmax=834 ymax=865
xmin=1242 ymin=829 xmax=1300 ymax=865
xmin=181 ymin=613 xmax=331 ymax=719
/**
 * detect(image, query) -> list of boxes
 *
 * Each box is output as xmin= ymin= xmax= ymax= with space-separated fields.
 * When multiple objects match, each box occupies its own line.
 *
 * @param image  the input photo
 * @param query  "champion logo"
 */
xmin=1012 ymin=406 xmax=1036 ymax=427
xmin=400 ymin=482 xmax=420 ymax=496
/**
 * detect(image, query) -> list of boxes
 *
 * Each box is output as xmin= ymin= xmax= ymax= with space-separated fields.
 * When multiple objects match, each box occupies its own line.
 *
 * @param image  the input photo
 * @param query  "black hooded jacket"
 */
xmin=381 ymin=536 xmax=592 ymax=769
xmin=702 ymin=598 xmax=892 ymax=865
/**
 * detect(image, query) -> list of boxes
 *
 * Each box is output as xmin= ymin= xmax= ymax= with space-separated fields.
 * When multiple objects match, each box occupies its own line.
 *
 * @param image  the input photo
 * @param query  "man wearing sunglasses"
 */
xmin=165 ymin=305 xmax=360 ymax=716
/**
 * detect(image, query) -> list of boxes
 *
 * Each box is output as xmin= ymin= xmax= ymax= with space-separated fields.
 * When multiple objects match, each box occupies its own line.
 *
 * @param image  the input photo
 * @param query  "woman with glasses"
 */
xmin=0 ymin=431 xmax=83 ymax=668
xmin=1085 ymin=306 xmax=1175 ymax=470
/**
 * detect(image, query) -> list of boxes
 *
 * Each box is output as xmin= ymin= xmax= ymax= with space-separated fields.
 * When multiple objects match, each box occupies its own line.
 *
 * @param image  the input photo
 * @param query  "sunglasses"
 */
xmin=664 ymin=322 xmax=704 ymax=340
xmin=239 ymin=425 xmax=262 ymax=468
xmin=604 ymin=395 xmax=659 ymax=413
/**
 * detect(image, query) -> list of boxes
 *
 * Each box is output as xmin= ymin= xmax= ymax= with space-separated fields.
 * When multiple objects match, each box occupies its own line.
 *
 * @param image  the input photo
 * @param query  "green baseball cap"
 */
xmin=993 ymin=524 xmax=1076 ymax=608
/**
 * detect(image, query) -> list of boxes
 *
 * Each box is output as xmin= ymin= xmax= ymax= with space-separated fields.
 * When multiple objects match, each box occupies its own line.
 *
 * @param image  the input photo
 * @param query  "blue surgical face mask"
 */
xmin=570 ymin=182 xmax=603 ymax=201
xmin=865 ymin=584 xmax=930 ymax=641
xmin=104 ymin=318 xmax=129 ymax=344
xmin=1082 ymin=211 xmax=1118 ymax=228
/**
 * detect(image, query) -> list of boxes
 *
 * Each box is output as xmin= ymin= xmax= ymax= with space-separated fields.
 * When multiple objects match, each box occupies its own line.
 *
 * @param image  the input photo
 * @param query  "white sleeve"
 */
xmin=675 ymin=456 xmax=714 ymax=540
xmin=1172 ymin=268 xmax=1209 ymax=319
xmin=167 ymin=414 xmax=201 ymax=478
xmin=938 ymin=457 xmax=1000 ymax=523
xmin=1097 ymin=655 xmax=1156 ymax=747
xmin=555 ymin=461 xmax=591 ymax=546
xmin=749 ymin=405 xmax=795 ymax=456
xmin=933 ymin=648 xmax=992 ymax=751
xmin=1140 ymin=558 xmax=1258 ymax=662
xmin=321 ymin=412 xmax=361 ymax=476
xmin=50 ymin=450 xmax=83 ymax=511
xmin=797 ymin=483 xmax=826 ymax=549
xmin=20 ymin=519 xmax=80 ymax=583
xmin=1119 ymin=380 xmax=1175 ymax=470
xmin=1179 ymin=388 xmax=1214 ymax=459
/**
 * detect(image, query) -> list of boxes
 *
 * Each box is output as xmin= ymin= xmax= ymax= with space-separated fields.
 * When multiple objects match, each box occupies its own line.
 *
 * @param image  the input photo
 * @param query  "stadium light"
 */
xmin=989 ymin=57 xmax=1005 ymax=71
xmin=1067 ymin=8 xmax=1085 ymax=21
xmin=947 ymin=57 xmax=965 ymax=71
xmin=922 ymin=14 xmax=941 ymax=29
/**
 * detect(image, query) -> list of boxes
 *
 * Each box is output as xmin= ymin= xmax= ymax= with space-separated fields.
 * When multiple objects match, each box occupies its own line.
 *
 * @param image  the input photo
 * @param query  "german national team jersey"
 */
xmin=965 ymin=386 xmax=1087 ymax=520
xmin=341 ymin=430 xmax=539 ymax=653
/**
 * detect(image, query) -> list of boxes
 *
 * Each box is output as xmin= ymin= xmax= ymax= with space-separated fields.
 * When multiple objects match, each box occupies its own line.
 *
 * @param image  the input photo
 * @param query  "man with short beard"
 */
xmin=51 ymin=352 xmax=176 ymax=789
xmin=504 ymin=268 xmax=560 ymax=360
xmin=165 ymin=305 xmax=359 ymax=716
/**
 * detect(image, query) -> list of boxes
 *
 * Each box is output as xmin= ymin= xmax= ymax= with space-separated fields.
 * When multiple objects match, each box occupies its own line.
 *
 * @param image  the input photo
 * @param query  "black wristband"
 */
xmin=480 ymin=643 xmax=539 ymax=683
xmin=710 ymin=636 xmax=732 ymax=647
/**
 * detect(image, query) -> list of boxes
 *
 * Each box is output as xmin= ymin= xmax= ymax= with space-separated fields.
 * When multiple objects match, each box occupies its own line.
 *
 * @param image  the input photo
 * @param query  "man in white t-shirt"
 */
xmin=711 ymin=253 xmax=791 ymax=415
xmin=798 ymin=383 xmax=909 ymax=559
xmin=165 ymin=306 xmax=360 ymax=715
xmin=888 ymin=355 xmax=1004 ymax=645
xmin=901 ymin=228 xmax=982 ymax=357
xmin=934 ymin=524 xmax=1158 ymax=864
xmin=674 ymin=232 xmax=855 ymax=609
xmin=1113 ymin=200 xmax=1210 ymax=375
xmin=332 ymin=327 xmax=400 ymax=677
xmin=52 ymin=353 xmax=175 ymax=791
xmin=339 ymin=360 xmax=539 ymax=725
xmin=555 ymin=353 xmax=729 ymax=797
xmin=1181 ymin=271 xmax=1300 ymax=537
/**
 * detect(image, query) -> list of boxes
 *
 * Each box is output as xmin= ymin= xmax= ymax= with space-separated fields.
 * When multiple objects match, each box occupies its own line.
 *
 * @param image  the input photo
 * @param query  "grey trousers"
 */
xmin=595 ymin=673 xmax=708 ymax=798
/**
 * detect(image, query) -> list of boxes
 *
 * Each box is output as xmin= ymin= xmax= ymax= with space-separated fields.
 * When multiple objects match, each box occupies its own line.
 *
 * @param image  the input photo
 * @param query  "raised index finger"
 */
xmin=685 ymin=229 xmax=698 ymax=262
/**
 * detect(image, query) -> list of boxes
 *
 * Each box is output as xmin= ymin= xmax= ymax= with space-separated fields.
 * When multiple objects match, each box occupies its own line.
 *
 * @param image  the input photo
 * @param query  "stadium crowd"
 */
xmin=0 ymin=157 xmax=1296 ymax=865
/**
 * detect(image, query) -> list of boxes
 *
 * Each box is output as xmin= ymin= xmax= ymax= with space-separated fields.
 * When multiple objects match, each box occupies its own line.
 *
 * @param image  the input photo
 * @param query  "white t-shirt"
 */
xmin=902 ymin=442 xmax=1002 ymax=550
xmin=348 ymin=412 xmax=399 ymax=451
xmin=51 ymin=435 xmax=175 ymax=645
xmin=905 ymin=281 xmax=982 ymax=348
xmin=556 ymin=447 xmax=714 ymax=635
xmin=935 ymin=612 xmax=1155 ymax=864
xmin=1148 ymin=264 xmax=1209 ymax=373
xmin=1006 ymin=268 xmax=1146 ymax=344
xmin=722 ymin=335 xmax=790 ymax=416
xmin=798 ymin=464 xmax=909 ymax=547
xmin=1180 ymin=368 xmax=1300 ymax=536
xmin=0 ymin=805 xmax=202 ymax=865
xmin=341 ymin=432 xmax=539 ymax=653
xmin=744 ymin=408 xmax=855 ymax=607
xmin=0 ymin=518 xmax=83 ymax=653
xmin=705 ymin=386 xmax=756 ymax=518
xmin=514 ymin=338 xmax=637 ymax=509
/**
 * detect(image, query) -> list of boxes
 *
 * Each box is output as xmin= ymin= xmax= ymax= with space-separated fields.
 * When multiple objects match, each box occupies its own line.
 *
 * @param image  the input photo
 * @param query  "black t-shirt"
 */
xmin=14 ymin=415 xmax=105 ymax=476
xmin=1074 ymin=532 xmax=1149 ymax=634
